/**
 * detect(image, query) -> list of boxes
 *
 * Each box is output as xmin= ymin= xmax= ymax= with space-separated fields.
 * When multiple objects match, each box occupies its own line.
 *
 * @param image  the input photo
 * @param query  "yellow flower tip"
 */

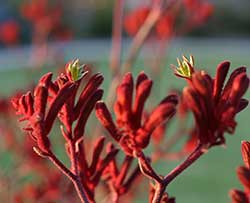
xmin=66 ymin=59 xmax=86 ymax=81
xmin=171 ymin=55 xmax=195 ymax=79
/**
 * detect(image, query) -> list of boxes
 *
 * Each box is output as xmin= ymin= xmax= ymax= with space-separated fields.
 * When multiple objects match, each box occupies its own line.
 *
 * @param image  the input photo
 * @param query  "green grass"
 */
xmin=0 ymin=52 xmax=249 ymax=203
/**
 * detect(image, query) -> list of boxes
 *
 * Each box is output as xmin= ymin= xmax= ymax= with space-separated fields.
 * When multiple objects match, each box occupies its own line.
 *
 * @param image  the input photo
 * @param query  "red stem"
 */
xmin=163 ymin=144 xmax=204 ymax=185
xmin=48 ymin=151 xmax=90 ymax=203
xmin=48 ymin=153 xmax=76 ymax=182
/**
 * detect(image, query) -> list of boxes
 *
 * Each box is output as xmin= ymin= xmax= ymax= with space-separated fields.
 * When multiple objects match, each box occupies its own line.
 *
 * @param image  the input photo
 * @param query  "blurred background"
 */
xmin=0 ymin=1 xmax=249 ymax=203
xmin=0 ymin=0 xmax=249 ymax=69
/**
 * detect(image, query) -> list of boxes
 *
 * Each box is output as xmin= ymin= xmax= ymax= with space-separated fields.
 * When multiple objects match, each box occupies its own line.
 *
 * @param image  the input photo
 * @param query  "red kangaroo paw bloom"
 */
xmin=12 ymin=71 xmax=75 ymax=154
xmin=96 ymin=72 xmax=178 ymax=156
xmin=12 ymin=59 xmax=104 ymax=154
xmin=174 ymin=57 xmax=249 ymax=149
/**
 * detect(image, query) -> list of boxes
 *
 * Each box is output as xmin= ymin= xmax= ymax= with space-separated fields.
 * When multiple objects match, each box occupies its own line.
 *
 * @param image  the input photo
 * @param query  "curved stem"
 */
xmin=48 ymin=153 xmax=76 ymax=182
xmin=152 ymin=183 xmax=166 ymax=203
xmin=73 ymin=177 xmax=91 ymax=203
xmin=69 ymin=141 xmax=78 ymax=175
xmin=163 ymin=144 xmax=204 ymax=185
xmin=48 ymin=152 xmax=90 ymax=203
xmin=151 ymin=144 xmax=204 ymax=203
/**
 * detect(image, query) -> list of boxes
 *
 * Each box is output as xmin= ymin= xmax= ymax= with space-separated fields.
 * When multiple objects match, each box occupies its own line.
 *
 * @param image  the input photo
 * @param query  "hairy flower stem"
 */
xmin=69 ymin=141 xmax=78 ymax=175
xmin=48 ymin=152 xmax=90 ymax=203
xmin=151 ymin=144 xmax=204 ymax=203
xmin=73 ymin=177 xmax=91 ymax=203
xmin=163 ymin=144 xmax=204 ymax=185
xmin=152 ymin=183 xmax=167 ymax=203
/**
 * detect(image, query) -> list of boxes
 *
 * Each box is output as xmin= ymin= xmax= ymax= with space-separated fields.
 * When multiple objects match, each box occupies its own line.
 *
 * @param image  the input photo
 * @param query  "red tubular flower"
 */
xmin=76 ymin=138 xmax=119 ymax=202
xmin=230 ymin=141 xmax=250 ymax=202
xmin=230 ymin=189 xmax=250 ymax=203
xmin=241 ymin=141 xmax=250 ymax=169
xmin=237 ymin=166 xmax=250 ymax=194
xmin=102 ymin=144 xmax=141 ymax=199
xmin=96 ymin=72 xmax=178 ymax=156
xmin=174 ymin=58 xmax=249 ymax=148
xmin=12 ymin=72 xmax=75 ymax=155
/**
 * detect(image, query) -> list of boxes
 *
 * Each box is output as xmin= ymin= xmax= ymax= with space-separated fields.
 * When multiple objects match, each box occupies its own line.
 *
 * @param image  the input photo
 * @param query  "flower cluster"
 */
xmin=173 ymin=56 xmax=249 ymax=149
xmin=12 ymin=60 xmax=119 ymax=203
xmin=230 ymin=141 xmax=250 ymax=203
xmin=8 ymin=55 xmax=250 ymax=203
xmin=96 ymin=72 xmax=178 ymax=156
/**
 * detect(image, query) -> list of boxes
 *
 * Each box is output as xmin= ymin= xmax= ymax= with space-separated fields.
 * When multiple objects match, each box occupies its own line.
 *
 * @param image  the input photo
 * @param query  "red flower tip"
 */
xmin=45 ymin=82 xmax=75 ymax=134
xmin=237 ymin=166 xmax=250 ymax=193
xmin=136 ymin=71 xmax=149 ymax=88
xmin=237 ymin=99 xmax=249 ymax=113
xmin=34 ymin=86 xmax=48 ymax=118
xmin=74 ymin=73 xmax=104 ymax=118
xmin=229 ymin=189 xmax=249 ymax=203
xmin=192 ymin=71 xmax=213 ymax=96
xmin=241 ymin=141 xmax=250 ymax=169
xmin=115 ymin=73 xmax=134 ymax=126
xmin=133 ymin=78 xmax=153 ymax=128
xmin=229 ymin=73 xmax=250 ymax=106
xmin=73 ymin=89 xmax=103 ymax=141
xmin=38 ymin=72 xmax=53 ymax=87
xmin=95 ymin=101 xmax=121 ymax=141
xmin=213 ymin=61 xmax=230 ymax=102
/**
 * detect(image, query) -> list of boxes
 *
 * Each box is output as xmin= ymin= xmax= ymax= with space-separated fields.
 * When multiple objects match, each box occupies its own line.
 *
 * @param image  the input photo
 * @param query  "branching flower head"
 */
xmin=230 ymin=141 xmax=250 ymax=203
xmin=175 ymin=57 xmax=249 ymax=149
xmin=12 ymin=59 xmax=104 ymax=155
xmin=95 ymin=72 xmax=178 ymax=156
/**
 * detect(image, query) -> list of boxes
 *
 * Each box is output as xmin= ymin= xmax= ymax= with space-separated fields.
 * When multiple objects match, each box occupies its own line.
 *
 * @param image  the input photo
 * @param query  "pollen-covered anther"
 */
xmin=172 ymin=55 xmax=194 ymax=79
xmin=66 ymin=59 xmax=87 ymax=81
